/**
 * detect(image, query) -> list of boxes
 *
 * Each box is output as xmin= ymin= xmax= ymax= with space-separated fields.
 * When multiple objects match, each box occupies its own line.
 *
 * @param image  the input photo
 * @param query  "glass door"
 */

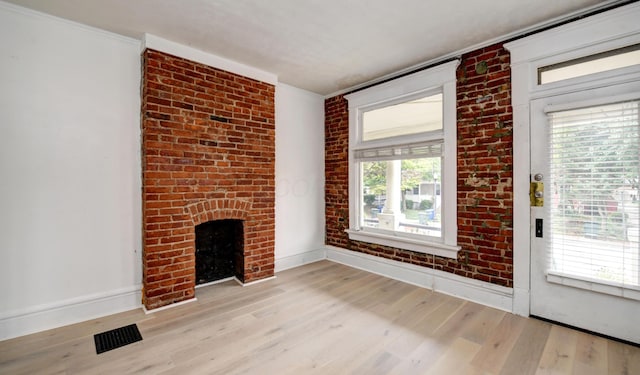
xmin=530 ymin=86 xmax=640 ymax=344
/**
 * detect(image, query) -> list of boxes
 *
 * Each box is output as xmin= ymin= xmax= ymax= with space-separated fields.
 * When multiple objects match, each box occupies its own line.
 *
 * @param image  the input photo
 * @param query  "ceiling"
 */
xmin=4 ymin=0 xmax=619 ymax=95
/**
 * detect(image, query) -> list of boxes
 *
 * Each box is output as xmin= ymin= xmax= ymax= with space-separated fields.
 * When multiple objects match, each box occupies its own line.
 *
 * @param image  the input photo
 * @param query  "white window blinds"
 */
xmin=354 ymin=140 xmax=442 ymax=162
xmin=547 ymin=100 xmax=640 ymax=289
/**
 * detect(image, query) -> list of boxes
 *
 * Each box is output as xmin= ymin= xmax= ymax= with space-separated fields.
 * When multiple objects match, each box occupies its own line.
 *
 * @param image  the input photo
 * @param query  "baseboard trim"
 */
xmin=0 ymin=285 xmax=142 ymax=341
xmin=1 ymin=247 xmax=516 ymax=341
xmin=325 ymin=246 xmax=513 ymax=312
xmin=275 ymin=248 xmax=327 ymax=272
xmin=512 ymin=286 xmax=530 ymax=316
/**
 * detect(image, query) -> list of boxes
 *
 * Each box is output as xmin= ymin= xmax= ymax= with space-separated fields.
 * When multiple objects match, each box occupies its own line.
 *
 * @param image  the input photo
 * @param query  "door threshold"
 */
xmin=531 ymin=315 xmax=639 ymax=348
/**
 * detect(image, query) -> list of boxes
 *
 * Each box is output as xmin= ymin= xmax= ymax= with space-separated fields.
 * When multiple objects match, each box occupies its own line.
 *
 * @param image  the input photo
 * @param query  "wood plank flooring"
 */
xmin=1 ymin=260 xmax=638 ymax=374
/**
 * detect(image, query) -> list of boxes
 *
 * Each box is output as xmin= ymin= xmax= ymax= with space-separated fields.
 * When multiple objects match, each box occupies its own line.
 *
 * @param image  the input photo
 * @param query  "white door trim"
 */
xmin=505 ymin=2 xmax=640 ymax=317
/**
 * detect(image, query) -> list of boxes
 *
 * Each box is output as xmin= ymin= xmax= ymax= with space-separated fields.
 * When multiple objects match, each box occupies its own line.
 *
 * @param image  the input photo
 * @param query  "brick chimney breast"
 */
xmin=141 ymin=49 xmax=275 ymax=310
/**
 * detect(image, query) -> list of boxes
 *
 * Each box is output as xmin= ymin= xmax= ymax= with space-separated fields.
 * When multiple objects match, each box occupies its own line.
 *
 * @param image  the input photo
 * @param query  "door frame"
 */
xmin=505 ymin=2 xmax=640 ymax=317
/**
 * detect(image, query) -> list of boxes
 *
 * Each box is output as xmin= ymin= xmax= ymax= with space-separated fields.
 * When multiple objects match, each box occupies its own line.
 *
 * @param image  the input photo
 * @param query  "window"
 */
xmin=539 ymin=44 xmax=640 ymax=85
xmin=547 ymin=100 xmax=639 ymax=288
xmin=362 ymin=93 xmax=443 ymax=141
xmin=345 ymin=61 xmax=460 ymax=258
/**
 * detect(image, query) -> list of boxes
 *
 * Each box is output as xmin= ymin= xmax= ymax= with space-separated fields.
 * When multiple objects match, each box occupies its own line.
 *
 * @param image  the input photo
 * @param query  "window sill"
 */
xmin=345 ymin=229 xmax=460 ymax=259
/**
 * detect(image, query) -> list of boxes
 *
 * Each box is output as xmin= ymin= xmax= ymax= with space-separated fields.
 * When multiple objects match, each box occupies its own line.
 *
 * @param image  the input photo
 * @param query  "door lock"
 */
xmin=536 ymin=218 xmax=543 ymax=238
xmin=530 ymin=181 xmax=544 ymax=207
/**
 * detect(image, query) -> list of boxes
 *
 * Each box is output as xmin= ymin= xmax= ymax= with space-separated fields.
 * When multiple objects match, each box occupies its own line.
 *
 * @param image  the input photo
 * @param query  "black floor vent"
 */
xmin=94 ymin=324 xmax=143 ymax=354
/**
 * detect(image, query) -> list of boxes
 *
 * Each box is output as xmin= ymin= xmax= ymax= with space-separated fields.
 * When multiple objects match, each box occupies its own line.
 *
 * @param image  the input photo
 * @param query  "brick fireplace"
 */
xmin=141 ymin=49 xmax=275 ymax=310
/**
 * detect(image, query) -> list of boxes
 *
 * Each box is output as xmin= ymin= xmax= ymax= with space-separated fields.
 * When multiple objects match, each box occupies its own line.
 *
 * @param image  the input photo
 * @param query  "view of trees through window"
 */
xmin=548 ymin=100 xmax=639 ymax=286
xmin=361 ymin=157 xmax=442 ymax=237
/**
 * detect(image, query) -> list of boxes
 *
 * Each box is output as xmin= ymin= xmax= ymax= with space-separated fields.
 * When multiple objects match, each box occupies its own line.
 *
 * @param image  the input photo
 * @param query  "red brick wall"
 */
xmin=142 ymin=49 xmax=276 ymax=309
xmin=324 ymin=43 xmax=513 ymax=287
xmin=325 ymin=96 xmax=350 ymax=248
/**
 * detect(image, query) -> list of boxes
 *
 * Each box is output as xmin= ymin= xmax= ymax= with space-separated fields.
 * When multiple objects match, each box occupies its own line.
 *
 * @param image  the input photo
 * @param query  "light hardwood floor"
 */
xmin=1 ymin=260 xmax=639 ymax=374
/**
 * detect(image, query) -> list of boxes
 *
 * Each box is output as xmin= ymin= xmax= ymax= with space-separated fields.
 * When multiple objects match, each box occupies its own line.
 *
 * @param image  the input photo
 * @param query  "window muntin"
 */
xmin=362 ymin=93 xmax=443 ymax=141
xmin=539 ymin=44 xmax=640 ymax=85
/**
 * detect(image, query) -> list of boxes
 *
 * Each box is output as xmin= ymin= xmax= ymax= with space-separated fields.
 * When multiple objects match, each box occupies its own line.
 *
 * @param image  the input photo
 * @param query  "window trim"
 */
xmin=523 ymin=32 xmax=640 ymax=100
xmin=537 ymin=43 xmax=640 ymax=85
xmin=345 ymin=60 xmax=460 ymax=258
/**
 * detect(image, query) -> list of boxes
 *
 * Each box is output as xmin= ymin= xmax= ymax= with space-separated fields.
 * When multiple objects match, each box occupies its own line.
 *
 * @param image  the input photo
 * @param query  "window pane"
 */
xmin=548 ymin=100 xmax=640 ymax=287
xmin=362 ymin=93 xmax=442 ymax=141
xmin=362 ymin=157 xmax=442 ymax=238
xmin=539 ymin=45 xmax=640 ymax=85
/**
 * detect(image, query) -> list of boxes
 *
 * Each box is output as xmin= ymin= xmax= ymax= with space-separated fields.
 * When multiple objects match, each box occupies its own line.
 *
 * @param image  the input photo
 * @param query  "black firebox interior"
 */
xmin=195 ymin=219 xmax=243 ymax=285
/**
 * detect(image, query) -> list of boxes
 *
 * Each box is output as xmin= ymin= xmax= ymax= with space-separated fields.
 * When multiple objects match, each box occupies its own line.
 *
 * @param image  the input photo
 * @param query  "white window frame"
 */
xmin=344 ymin=60 xmax=460 ymax=259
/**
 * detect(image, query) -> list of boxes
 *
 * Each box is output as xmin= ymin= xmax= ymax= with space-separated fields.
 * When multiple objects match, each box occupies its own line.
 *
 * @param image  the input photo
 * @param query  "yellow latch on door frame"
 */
xmin=530 ymin=182 xmax=544 ymax=207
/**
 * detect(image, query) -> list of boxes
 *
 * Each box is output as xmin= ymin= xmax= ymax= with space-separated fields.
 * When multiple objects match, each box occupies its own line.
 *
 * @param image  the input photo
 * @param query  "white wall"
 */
xmin=0 ymin=3 xmax=142 ymax=340
xmin=0 ymin=2 xmax=327 ymax=341
xmin=275 ymin=84 xmax=326 ymax=271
